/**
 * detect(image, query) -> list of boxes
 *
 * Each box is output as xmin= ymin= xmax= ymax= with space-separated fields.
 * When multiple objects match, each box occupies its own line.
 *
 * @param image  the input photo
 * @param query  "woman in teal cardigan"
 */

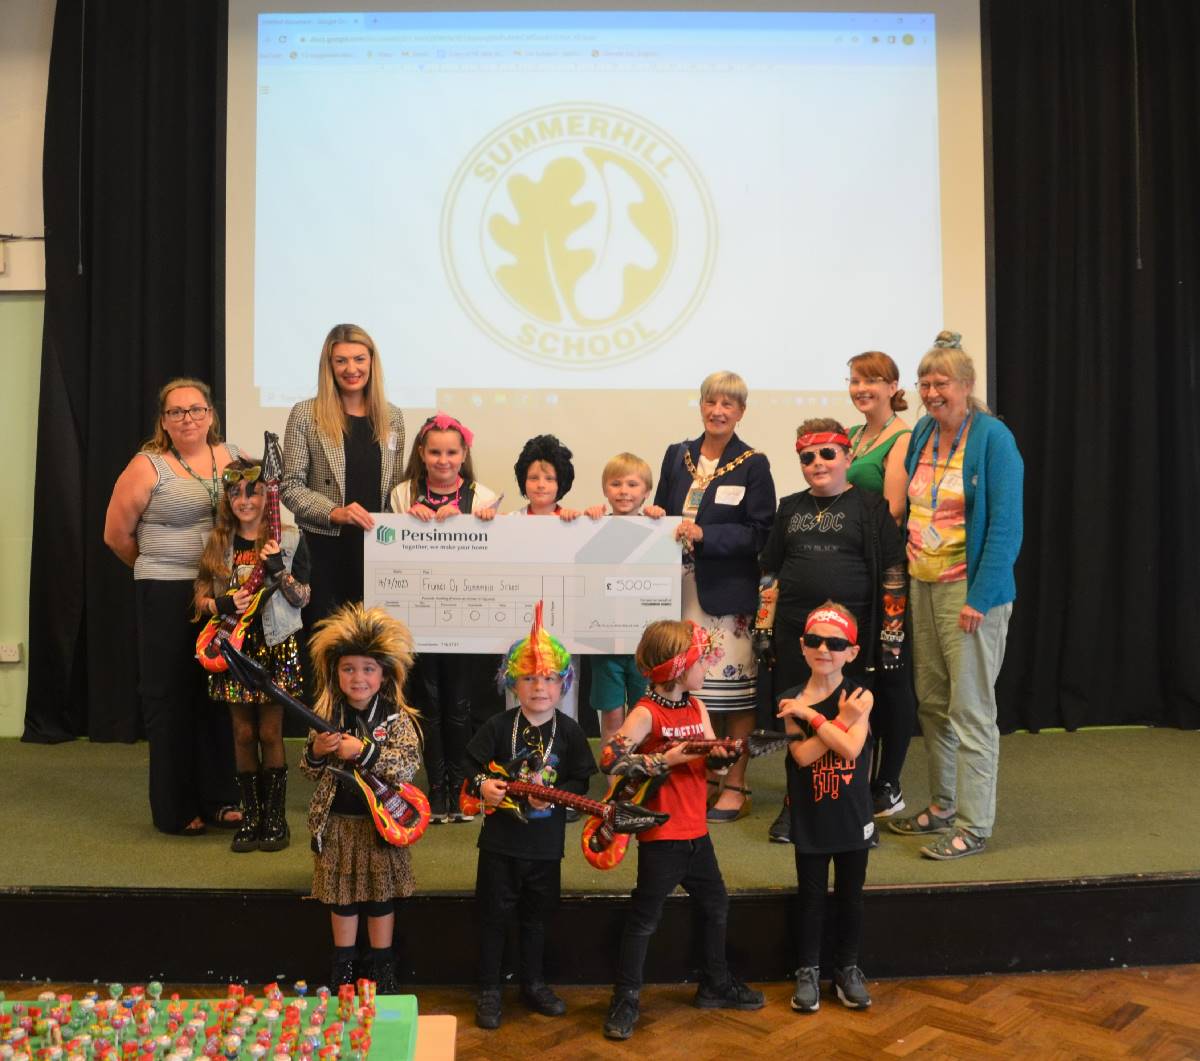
xmin=887 ymin=332 xmax=1023 ymax=860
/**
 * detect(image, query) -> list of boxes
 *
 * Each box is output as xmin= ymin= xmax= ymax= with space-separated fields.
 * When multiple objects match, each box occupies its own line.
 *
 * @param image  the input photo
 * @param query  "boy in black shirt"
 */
xmin=463 ymin=602 xmax=597 ymax=1029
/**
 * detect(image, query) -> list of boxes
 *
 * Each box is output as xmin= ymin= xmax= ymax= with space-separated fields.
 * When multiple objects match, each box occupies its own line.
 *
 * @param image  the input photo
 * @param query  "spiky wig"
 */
xmin=309 ymin=602 xmax=419 ymax=724
xmin=498 ymin=600 xmax=574 ymax=694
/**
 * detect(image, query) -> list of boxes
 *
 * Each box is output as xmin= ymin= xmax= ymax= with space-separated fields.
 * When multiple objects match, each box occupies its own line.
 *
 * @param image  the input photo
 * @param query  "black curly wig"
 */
xmin=514 ymin=434 xmax=575 ymax=500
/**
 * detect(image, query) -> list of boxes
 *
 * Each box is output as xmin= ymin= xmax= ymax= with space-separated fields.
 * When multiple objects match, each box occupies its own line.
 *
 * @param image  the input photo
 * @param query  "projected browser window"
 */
xmin=254 ymin=11 xmax=940 ymax=408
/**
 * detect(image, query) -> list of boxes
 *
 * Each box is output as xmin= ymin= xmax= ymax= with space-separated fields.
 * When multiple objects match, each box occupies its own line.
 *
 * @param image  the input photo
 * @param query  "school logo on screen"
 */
xmin=441 ymin=103 xmax=716 ymax=369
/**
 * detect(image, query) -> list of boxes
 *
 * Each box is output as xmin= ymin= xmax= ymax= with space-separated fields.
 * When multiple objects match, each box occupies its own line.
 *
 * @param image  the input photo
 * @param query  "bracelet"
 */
xmin=808 ymin=714 xmax=825 ymax=731
xmin=880 ymin=629 xmax=905 ymax=645
xmin=828 ymin=719 xmax=849 ymax=733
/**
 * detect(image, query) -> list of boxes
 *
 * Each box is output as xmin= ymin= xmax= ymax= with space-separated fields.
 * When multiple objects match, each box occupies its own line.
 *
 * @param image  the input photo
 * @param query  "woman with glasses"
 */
xmin=887 ymin=331 xmax=1023 ymax=860
xmin=758 ymin=419 xmax=907 ymax=844
xmin=281 ymin=324 xmax=406 ymax=660
xmin=104 ymin=378 xmax=244 ymax=835
xmin=645 ymin=371 xmax=776 ymax=823
xmin=843 ymin=352 xmax=918 ymax=824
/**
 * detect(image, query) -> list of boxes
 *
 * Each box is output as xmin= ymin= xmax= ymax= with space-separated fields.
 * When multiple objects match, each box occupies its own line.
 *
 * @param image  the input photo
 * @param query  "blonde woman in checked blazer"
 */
xmin=283 ymin=324 xmax=406 ymax=643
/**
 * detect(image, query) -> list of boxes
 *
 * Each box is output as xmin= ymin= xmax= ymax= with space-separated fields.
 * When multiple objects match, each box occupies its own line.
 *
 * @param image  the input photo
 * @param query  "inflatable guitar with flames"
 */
xmin=219 ymin=640 xmax=430 ymax=847
xmin=195 ymin=431 xmax=284 ymax=673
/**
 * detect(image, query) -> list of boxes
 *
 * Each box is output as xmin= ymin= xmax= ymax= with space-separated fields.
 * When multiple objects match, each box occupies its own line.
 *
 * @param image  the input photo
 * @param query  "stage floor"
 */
xmin=6 ymin=729 xmax=1198 ymax=894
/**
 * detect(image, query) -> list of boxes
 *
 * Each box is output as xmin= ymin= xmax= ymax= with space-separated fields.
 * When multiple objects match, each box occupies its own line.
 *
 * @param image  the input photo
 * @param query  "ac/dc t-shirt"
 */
xmin=465 ymin=708 xmax=597 ymax=861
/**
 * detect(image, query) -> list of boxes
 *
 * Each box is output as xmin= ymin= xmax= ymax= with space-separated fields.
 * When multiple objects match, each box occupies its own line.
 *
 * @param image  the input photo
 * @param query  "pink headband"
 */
xmin=645 ymin=622 xmax=714 ymax=685
xmin=795 ymin=432 xmax=851 ymax=452
xmin=420 ymin=412 xmax=474 ymax=449
xmin=804 ymin=607 xmax=858 ymax=644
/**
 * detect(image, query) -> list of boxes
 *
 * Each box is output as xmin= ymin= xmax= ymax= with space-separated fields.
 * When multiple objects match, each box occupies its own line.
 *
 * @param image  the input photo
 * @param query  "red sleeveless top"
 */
xmin=636 ymin=694 xmax=708 ymax=842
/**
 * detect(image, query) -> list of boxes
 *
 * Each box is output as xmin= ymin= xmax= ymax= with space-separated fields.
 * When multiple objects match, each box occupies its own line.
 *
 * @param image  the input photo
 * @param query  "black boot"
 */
xmin=330 ymin=946 xmax=356 ymax=988
xmin=259 ymin=766 xmax=291 ymax=852
xmin=370 ymin=947 xmax=399 ymax=994
xmin=230 ymin=771 xmax=262 ymax=853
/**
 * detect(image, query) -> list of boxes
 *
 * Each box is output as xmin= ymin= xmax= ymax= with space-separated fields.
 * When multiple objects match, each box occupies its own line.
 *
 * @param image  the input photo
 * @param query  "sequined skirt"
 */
xmin=311 ymin=814 xmax=415 ymax=905
xmin=208 ymin=624 xmax=302 ymax=704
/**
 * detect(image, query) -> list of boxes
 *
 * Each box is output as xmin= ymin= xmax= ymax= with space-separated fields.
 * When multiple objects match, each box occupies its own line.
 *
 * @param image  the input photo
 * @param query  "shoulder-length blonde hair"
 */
xmin=314 ymin=323 xmax=391 ymax=442
xmin=142 ymin=377 xmax=223 ymax=453
xmin=917 ymin=332 xmax=990 ymax=415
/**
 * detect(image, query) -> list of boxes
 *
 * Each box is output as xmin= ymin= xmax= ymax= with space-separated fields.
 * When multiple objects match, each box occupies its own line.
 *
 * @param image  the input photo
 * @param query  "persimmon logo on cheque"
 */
xmin=441 ymin=103 xmax=716 ymax=369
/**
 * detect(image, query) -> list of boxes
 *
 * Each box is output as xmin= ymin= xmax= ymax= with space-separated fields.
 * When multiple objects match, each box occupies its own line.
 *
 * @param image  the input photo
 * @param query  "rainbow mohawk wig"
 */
xmin=498 ymin=600 xmax=574 ymax=694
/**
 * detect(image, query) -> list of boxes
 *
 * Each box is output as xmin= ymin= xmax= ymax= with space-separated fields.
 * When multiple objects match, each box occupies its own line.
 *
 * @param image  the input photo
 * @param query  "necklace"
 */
xmin=810 ymin=489 xmax=848 ymax=518
xmin=170 ymin=443 xmax=219 ymax=516
xmin=645 ymin=689 xmax=693 ymax=710
xmin=511 ymin=707 xmax=557 ymax=766
xmin=850 ymin=414 xmax=897 ymax=459
xmin=683 ymin=446 xmax=757 ymax=488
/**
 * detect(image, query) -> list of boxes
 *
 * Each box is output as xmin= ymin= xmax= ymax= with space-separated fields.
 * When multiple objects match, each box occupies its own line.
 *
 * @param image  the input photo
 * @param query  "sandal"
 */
xmin=706 ymin=777 xmax=723 ymax=808
xmin=706 ymin=784 xmax=752 ymax=823
xmin=920 ymin=828 xmax=986 ymax=860
xmin=179 ymin=817 xmax=207 ymax=837
xmin=887 ymin=806 xmax=955 ymax=836
xmin=210 ymin=805 xmax=244 ymax=830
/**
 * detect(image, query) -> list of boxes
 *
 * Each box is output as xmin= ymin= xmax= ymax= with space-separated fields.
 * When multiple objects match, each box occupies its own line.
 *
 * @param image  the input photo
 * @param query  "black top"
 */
xmin=465 ymin=708 xmax=597 ymax=861
xmin=231 ymin=533 xmax=311 ymax=587
xmin=784 ymin=680 xmax=875 ymax=854
xmin=343 ymin=415 xmax=382 ymax=519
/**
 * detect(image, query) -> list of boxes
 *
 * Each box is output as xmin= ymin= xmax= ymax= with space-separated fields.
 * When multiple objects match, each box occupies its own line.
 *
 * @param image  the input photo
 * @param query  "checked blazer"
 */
xmin=282 ymin=398 xmax=407 ymax=536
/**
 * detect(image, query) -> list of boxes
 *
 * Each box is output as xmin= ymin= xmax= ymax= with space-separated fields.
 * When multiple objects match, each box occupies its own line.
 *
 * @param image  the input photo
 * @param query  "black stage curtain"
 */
xmin=24 ymin=1 xmax=226 ymax=741
xmin=988 ymin=0 xmax=1199 ymax=730
xmin=25 ymin=0 xmax=1199 ymax=738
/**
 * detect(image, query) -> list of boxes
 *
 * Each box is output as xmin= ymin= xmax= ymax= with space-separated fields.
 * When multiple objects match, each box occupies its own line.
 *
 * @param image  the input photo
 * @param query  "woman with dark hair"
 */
xmin=647 ymin=371 xmax=776 ymax=822
xmin=887 ymin=332 xmax=1023 ymax=860
xmin=282 ymin=324 xmax=406 ymax=641
xmin=843 ymin=351 xmax=918 ymax=823
xmin=104 ymin=378 xmax=243 ymax=834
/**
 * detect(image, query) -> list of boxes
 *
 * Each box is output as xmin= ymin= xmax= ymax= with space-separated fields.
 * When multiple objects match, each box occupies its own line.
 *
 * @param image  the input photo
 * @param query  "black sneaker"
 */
xmin=833 ymin=966 xmax=872 ymax=1009
xmin=520 ymin=981 xmax=566 ymax=1016
xmin=872 ymin=782 xmax=905 ymax=818
xmin=768 ymin=799 xmax=792 ymax=844
xmin=603 ymin=991 xmax=640 ymax=1040
xmin=475 ymin=988 xmax=502 ymax=1029
xmin=790 ymin=966 xmax=820 ymax=1013
xmin=694 ymin=974 xmax=765 ymax=1011
xmin=428 ymin=786 xmax=449 ymax=825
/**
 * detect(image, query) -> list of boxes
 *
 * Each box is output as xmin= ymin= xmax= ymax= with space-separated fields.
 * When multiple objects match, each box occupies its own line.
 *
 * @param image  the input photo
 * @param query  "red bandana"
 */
xmin=804 ymin=607 xmax=858 ymax=644
xmin=795 ymin=431 xmax=851 ymax=452
xmin=645 ymin=622 xmax=715 ymax=685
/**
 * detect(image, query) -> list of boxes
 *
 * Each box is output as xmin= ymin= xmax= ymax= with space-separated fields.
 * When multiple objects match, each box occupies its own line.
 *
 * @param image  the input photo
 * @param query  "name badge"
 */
xmin=714 ymin=485 xmax=745 ymax=505
xmin=387 ymin=431 xmax=398 ymax=451
xmin=922 ymin=523 xmax=944 ymax=550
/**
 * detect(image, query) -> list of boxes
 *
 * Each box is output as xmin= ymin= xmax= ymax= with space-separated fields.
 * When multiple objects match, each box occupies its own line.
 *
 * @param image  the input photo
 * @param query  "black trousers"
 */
xmin=136 ymin=579 xmax=237 ymax=832
xmin=407 ymin=653 xmax=474 ymax=791
xmin=615 ymin=835 xmax=730 ymax=994
xmin=793 ymin=847 xmax=869 ymax=969
xmin=300 ymin=529 xmax=364 ymax=701
xmin=870 ymin=653 xmax=917 ymax=790
xmin=475 ymin=848 xmax=561 ymax=988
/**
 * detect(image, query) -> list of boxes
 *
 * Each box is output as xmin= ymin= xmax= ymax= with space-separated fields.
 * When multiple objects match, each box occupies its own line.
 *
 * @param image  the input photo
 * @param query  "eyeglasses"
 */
xmin=802 ymin=633 xmax=853 ymax=652
xmin=163 ymin=405 xmax=210 ymax=423
xmin=916 ymin=379 xmax=956 ymax=394
xmin=798 ymin=447 xmax=840 ymax=466
xmin=845 ymin=376 xmax=886 ymax=386
xmin=223 ymin=465 xmax=263 ymax=486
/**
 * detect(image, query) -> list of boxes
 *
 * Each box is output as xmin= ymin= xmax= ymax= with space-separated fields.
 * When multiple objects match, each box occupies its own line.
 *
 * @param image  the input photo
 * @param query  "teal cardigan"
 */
xmin=904 ymin=412 xmax=1024 ymax=612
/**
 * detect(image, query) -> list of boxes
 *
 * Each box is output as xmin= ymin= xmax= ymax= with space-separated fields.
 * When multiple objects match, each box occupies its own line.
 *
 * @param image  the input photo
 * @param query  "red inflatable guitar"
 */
xmin=195 ymin=431 xmax=284 ymax=673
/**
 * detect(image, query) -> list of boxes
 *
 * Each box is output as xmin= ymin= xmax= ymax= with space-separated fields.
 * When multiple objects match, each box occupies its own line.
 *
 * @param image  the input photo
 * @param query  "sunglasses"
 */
xmin=799 ymin=447 xmax=841 ymax=466
xmin=222 ymin=465 xmax=263 ymax=486
xmin=802 ymin=632 xmax=854 ymax=652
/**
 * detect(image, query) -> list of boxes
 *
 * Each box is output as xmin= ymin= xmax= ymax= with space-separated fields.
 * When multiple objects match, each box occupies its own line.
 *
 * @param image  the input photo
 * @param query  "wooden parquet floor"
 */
xmin=6 ymin=965 xmax=1199 ymax=1059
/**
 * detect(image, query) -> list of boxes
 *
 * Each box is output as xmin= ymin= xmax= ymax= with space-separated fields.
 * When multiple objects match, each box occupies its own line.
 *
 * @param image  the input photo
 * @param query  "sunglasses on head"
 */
xmin=222 ymin=465 xmax=263 ymax=486
xmin=799 ymin=447 xmax=840 ymax=466
xmin=802 ymin=632 xmax=853 ymax=652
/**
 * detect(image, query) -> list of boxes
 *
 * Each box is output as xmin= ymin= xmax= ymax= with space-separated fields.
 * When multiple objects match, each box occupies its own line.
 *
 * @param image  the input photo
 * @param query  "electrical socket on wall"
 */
xmin=0 ymin=642 xmax=22 ymax=663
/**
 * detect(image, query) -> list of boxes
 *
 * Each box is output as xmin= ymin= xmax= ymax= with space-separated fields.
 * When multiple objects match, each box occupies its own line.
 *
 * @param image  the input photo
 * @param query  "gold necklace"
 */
xmin=810 ymin=489 xmax=847 ymax=517
xmin=682 ymin=446 xmax=757 ymax=488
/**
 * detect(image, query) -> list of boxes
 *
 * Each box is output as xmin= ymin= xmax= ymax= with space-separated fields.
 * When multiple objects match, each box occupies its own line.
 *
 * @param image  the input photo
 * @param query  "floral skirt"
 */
xmin=311 ymin=814 xmax=415 ymax=905
xmin=681 ymin=566 xmax=757 ymax=713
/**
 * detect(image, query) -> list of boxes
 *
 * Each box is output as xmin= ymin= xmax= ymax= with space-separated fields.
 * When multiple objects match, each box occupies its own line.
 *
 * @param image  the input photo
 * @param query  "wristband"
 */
xmin=808 ymin=714 xmax=825 ymax=731
xmin=828 ymin=719 xmax=849 ymax=733
xmin=264 ymin=552 xmax=286 ymax=576
xmin=215 ymin=593 xmax=239 ymax=617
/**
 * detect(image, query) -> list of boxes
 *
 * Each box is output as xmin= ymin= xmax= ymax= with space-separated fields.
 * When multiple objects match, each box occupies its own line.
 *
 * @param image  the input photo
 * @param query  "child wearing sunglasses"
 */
xmin=756 ymin=417 xmax=906 ymax=843
xmin=194 ymin=456 xmax=311 ymax=853
xmin=776 ymin=601 xmax=875 ymax=1013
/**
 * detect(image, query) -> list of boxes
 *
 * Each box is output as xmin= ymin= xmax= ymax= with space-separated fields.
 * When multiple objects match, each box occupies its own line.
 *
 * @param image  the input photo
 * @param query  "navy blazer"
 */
xmin=654 ymin=433 xmax=777 ymax=617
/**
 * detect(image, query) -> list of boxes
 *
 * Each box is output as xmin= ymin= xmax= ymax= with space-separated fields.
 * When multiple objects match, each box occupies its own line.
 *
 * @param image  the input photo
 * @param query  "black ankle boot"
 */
xmin=330 ymin=946 xmax=356 ymax=988
xmin=259 ymin=766 xmax=291 ymax=852
xmin=230 ymin=771 xmax=262 ymax=853
xmin=370 ymin=947 xmax=399 ymax=994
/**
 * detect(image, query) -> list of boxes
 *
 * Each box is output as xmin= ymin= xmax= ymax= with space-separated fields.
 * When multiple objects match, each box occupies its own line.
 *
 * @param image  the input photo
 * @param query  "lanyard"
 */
xmin=170 ymin=444 xmax=218 ymax=516
xmin=929 ymin=414 xmax=971 ymax=510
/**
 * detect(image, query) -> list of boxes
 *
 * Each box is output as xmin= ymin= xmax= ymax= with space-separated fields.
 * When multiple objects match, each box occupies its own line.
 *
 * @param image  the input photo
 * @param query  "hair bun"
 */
xmin=932 ymin=330 xmax=962 ymax=349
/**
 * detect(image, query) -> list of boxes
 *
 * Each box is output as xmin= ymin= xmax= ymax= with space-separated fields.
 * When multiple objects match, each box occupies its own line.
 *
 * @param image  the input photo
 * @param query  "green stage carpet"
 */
xmin=3 ymin=730 xmax=1197 ymax=893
